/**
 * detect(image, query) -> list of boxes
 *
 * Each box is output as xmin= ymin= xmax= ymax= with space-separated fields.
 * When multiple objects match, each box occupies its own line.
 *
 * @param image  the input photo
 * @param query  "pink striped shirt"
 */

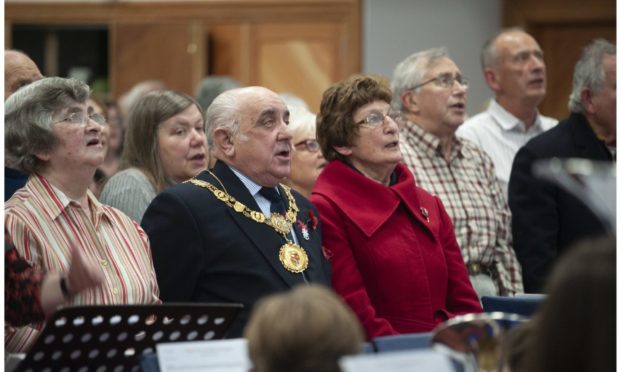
xmin=5 ymin=174 xmax=160 ymax=352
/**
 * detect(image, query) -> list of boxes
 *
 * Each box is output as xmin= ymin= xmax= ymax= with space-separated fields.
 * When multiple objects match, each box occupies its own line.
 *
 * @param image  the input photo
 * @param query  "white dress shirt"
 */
xmin=457 ymin=99 xmax=557 ymax=197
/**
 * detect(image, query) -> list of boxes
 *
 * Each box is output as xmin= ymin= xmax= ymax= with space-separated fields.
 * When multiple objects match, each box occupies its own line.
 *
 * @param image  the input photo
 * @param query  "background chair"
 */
xmin=481 ymin=295 xmax=546 ymax=317
xmin=372 ymin=332 xmax=433 ymax=353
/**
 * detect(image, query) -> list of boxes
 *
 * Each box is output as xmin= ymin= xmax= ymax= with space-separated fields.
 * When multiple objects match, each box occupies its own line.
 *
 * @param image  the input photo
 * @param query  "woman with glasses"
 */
xmin=100 ymin=90 xmax=208 ymax=222
xmin=281 ymin=108 xmax=327 ymax=198
xmin=4 ymin=77 xmax=160 ymax=352
xmin=311 ymin=74 xmax=481 ymax=339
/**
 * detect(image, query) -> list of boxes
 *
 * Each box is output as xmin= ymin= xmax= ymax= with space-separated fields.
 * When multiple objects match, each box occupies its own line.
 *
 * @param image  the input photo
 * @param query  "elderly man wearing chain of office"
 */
xmin=391 ymin=47 xmax=523 ymax=298
xmin=142 ymin=86 xmax=331 ymax=337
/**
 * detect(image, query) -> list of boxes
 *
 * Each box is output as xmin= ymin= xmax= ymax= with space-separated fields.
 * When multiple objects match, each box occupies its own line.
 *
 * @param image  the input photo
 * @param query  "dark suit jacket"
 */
xmin=141 ymin=161 xmax=331 ymax=337
xmin=508 ymin=113 xmax=612 ymax=293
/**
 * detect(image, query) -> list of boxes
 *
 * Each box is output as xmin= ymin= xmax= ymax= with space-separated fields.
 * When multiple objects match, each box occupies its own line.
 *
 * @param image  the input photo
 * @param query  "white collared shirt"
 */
xmin=457 ymin=99 xmax=557 ymax=196
xmin=229 ymin=166 xmax=300 ymax=245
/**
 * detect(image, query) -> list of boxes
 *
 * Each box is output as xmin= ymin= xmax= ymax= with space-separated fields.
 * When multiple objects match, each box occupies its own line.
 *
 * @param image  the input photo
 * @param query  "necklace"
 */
xmin=187 ymin=174 xmax=309 ymax=274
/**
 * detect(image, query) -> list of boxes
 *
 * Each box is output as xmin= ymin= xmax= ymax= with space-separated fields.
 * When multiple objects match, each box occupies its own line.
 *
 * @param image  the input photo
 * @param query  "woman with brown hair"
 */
xmin=100 ymin=90 xmax=208 ymax=222
xmin=311 ymin=74 xmax=481 ymax=339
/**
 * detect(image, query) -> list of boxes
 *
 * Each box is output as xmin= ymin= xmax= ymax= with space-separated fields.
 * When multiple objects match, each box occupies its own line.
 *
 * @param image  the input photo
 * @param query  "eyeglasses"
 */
xmin=294 ymin=139 xmax=321 ymax=153
xmin=355 ymin=109 xmax=405 ymax=127
xmin=409 ymin=73 xmax=469 ymax=91
xmin=54 ymin=112 xmax=107 ymax=126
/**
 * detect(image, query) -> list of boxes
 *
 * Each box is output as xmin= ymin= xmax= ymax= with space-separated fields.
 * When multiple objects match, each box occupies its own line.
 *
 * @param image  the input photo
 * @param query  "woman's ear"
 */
xmin=333 ymin=146 xmax=352 ymax=157
xmin=213 ymin=128 xmax=235 ymax=157
xmin=34 ymin=151 xmax=51 ymax=162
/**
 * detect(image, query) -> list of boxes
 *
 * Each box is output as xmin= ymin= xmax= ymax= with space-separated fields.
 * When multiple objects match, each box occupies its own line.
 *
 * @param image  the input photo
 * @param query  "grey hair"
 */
xmin=288 ymin=109 xmax=317 ymax=143
xmin=568 ymin=39 xmax=616 ymax=114
xmin=480 ymin=27 xmax=526 ymax=69
xmin=195 ymin=76 xmax=241 ymax=112
xmin=205 ymin=88 xmax=242 ymax=148
xmin=390 ymin=47 xmax=450 ymax=112
xmin=5 ymin=77 xmax=90 ymax=174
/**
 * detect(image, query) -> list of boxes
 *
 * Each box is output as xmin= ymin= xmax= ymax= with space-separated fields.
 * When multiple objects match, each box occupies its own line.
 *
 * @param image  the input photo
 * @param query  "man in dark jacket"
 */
xmin=509 ymin=39 xmax=615 ymax=293
xmin=142 ymin=86 xmax=331 ymax=337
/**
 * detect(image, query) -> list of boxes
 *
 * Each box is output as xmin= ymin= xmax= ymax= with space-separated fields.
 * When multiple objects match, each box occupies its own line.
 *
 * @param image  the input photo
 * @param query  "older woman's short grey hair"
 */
xmin=390 ymin=47 xmax=450 ymax=112
xmin=288 ymin=109 xmax=317 ymax=142
xmin=568 ymin=39 xmax=616 ymax=114
xmin=205 ymin=88 xmax=242 ymax=148
xmin=5 ymin=77 xmax=90 ymax=174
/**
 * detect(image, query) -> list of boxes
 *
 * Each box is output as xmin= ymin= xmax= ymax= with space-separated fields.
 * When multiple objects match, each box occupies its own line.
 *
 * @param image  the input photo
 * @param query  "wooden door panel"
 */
xmin=250 ymin=23 xmax=345 ymax=113
xmin=111 ymin=21 xmax=204 ymax=97
xmin=534 ymin=22 xmax=615 ymax=119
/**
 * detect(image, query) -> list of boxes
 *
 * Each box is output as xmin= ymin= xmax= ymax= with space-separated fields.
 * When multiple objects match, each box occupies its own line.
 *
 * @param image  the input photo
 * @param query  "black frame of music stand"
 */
xmin=16 ymin=303 xmax=243 ymax=372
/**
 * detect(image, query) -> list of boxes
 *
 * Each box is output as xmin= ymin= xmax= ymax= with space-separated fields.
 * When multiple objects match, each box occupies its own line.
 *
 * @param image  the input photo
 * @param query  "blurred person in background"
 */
xmin=118 ymin=79 xmax=166 ymax=126
xmin=195 ymin=76 xmax=242 ymax=167
xmin=509 ymin=39 xmax=616 ymax=292
xmin=457 ymin=28 xmax=557 ymax=196
xmin=5 ymin=50 xmax=43 ymax=201
xmin=525 ymin=236 xmax=615 ymax=372
xmin=280 ymin=105 xmax=326 ymax=198
xmin=245 ymin=284 xmax=364 ymax=372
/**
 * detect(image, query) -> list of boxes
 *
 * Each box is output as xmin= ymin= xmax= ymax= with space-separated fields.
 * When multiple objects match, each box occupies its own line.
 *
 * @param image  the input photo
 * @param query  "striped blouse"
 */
xmin=5 ymin=174 xmax=160 ymax=352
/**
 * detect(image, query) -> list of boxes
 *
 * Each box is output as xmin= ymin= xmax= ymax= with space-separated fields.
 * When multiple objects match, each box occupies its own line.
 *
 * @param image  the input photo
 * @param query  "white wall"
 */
xmin=363 ymin=0 xmax=502 ymax=116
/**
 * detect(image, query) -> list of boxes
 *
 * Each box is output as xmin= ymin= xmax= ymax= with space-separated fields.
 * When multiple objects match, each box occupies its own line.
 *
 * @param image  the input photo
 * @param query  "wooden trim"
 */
xmin=6 ymin=2 xmax=358 ymax=23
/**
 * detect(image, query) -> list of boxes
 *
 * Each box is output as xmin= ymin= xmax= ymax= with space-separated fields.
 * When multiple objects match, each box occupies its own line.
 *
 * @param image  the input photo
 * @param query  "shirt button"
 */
xmin=101 ymin=260 xmax=108 ymax=267
xmin=112 ymin=288 xmax=119 ymax=294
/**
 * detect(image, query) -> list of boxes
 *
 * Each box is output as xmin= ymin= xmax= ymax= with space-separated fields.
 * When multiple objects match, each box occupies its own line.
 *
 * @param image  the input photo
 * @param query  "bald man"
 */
xmin=457 ymin=28 xmax=557 ymax=196
xmin=141 ymin=86 xmax=331 ymax=338
xmin=5 ymin=50 xmax=43 ymax=200
xmin=5 ymin=50 xmax=43 ymax=99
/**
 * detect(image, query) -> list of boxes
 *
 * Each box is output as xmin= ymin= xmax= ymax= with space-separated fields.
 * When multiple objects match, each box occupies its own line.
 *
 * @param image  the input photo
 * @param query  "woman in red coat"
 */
xmin=311 ymin=75 xmax=481 ymax=339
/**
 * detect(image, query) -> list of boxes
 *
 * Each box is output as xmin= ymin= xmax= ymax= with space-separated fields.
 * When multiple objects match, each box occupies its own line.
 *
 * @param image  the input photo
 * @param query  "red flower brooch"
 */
xmin=297 ymin=211 xmax=319 ymax=241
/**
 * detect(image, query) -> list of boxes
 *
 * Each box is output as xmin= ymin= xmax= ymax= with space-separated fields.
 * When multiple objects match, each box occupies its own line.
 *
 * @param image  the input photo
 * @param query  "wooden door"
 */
xmin=532 ymin=23 xmax=615 ymax=119
xmin=110 ymin=21 xmax=206 ymax=98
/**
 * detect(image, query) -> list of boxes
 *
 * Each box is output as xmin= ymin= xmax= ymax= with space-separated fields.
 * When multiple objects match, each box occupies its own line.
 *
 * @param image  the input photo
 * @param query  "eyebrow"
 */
xmin=257 ymin=108 xmax=277 ymax=122
xmin=255 ymin=107 xmax=288 ymax=125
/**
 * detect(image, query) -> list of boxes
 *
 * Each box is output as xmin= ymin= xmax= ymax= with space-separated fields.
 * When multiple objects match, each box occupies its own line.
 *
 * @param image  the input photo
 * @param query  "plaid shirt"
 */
xmin=400 ymin=122 xmax=523 ymax=295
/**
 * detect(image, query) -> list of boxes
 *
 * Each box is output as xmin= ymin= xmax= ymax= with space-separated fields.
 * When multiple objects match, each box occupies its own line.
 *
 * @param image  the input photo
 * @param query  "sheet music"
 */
xmin=157 ymin=339 xmax=250 ymax=372
xmin=340 ymin=349 xmax=454 ymax=372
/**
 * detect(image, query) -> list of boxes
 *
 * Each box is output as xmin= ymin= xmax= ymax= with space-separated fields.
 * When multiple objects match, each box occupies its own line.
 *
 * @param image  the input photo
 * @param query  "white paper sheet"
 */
xmin=156 ymin=339 xmax=250 ymax=372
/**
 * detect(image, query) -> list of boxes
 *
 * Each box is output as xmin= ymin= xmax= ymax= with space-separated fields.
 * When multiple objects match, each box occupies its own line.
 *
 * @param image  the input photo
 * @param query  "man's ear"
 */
xmin=213 ymin=128 xmax=235 ymax=157
xmin=484 ymin=67 xmax=500 ymax=92
xmin=402 ymin=90 xmax=420 ymax=115
xmin=333 ymin=145 xmax=352 ymax=157
xmin=580 ymin=88 xmax=595 ymax=115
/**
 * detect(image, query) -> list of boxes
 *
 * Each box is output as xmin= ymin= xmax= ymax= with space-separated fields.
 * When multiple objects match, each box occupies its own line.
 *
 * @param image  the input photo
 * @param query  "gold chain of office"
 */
xmin=187 ymin=178 xmax=299 ymax=235
xmin=187 ymin=177 xmax=308 ymax=273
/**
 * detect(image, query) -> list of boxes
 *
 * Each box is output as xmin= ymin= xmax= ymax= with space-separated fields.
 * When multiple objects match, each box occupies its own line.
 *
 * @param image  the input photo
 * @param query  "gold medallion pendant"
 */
xmin=270 ymin=213 xmax=292 ymax=235
xmin=279 ymin=242 xmax=309 ymax=273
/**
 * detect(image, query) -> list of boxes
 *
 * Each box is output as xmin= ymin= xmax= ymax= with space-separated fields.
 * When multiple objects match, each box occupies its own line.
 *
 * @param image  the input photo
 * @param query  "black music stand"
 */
xmin=16 ymin=303 xmax=243 ymax=372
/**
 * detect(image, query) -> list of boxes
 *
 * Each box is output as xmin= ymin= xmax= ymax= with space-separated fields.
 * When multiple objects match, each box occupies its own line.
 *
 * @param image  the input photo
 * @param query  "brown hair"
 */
xmin=245 ymin=284 xmax=364 ymax=372
xmin=316 ymin=74 xmax=392 ymax=162
xmin=120 ymin=90 xmax=205 ymax=192
xmin=525 ymin=236 xmax=615 ymax=372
